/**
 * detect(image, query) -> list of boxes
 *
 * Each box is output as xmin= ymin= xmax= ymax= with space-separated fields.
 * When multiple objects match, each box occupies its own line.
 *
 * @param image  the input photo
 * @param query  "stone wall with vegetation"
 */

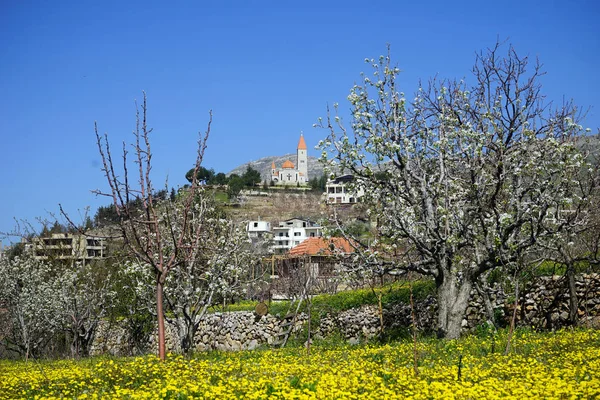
xmin=91 ymin=273 xmax=600 ymax=355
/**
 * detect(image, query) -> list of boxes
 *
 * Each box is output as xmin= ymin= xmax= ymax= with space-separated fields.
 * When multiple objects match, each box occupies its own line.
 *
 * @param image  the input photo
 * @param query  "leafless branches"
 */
xmin=93 ymin=92 xmax=212 ymax=359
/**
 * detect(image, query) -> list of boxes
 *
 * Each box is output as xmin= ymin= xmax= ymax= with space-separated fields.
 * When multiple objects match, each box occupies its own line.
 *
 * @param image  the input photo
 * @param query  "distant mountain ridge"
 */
xmin=228 ymin=154 xmax=326 ymax=182
xmin=227 ymin=134 xmax=599 ymax=183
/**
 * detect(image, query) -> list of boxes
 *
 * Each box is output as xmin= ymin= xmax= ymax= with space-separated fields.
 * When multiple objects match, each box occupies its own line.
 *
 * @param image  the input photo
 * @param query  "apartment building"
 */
xmin=325 ymin=174 xmax=364 ymax=204
xmin=32 ymin=233 xmax=107 ymax=265
xmin=272 ymin=218 xmax=322 ymax=253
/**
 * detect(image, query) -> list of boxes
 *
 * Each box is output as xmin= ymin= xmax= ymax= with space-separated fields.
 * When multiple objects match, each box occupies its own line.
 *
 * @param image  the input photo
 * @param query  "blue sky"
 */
xmin=1 ymin=0 xmax=599 ymax=244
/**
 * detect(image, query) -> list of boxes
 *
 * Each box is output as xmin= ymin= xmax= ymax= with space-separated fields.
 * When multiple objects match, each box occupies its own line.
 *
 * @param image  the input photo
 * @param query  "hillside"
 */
xmin=228 ymin=154 xmax=326 ymax=182
xmin=222 ymin=190 xmax=368 ymax=228
xmin=224 ymin=191 xmax=326 ymax=224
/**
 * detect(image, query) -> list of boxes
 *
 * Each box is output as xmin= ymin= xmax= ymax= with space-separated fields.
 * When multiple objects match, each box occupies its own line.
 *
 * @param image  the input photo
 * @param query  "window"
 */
xmin=310 ymin=232 xmax=315 ymax=237
xmin=294 ymin=232 xmax=301 ymax=236
xmin=253 ymin=222 xmax=258 ymax=228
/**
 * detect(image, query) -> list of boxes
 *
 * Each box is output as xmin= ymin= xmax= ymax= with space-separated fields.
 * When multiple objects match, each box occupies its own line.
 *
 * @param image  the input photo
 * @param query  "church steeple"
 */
xmin=297 ymin=134 xmax=307 ymax=150
xmin=297 ymin=133 xmax=308 ymax=182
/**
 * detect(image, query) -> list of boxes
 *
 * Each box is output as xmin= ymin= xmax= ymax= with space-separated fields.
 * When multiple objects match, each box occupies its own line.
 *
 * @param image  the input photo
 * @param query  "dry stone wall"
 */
xmin=91 ymin=273 xmax=600 ymax=355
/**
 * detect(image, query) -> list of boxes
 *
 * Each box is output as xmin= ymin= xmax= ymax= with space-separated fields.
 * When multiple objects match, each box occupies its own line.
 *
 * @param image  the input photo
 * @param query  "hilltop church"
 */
xmin=270 ymin=134 xmax=308 ymax=185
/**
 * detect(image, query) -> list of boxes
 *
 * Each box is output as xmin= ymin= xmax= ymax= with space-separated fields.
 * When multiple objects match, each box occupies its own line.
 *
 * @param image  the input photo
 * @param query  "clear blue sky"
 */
xmin=1 ymin=0 xmax=599 ymax=244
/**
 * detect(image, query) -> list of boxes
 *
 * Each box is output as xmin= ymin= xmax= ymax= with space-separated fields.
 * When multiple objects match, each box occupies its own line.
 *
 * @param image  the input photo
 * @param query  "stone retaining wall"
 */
xmin=91 ymin=273 xmax=600 ymax=355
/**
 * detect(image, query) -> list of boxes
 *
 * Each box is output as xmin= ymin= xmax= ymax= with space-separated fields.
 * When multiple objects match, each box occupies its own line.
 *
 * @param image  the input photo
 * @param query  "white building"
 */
xmin=272 ymin=218 xmax=322 ymax=253
xmin=247 ymin=220 xmax=271 ymax=239
xmin=325 ymin=175 xmax=365 ymax=204
xmin=271 ymin=134 xmax=309 ymax=185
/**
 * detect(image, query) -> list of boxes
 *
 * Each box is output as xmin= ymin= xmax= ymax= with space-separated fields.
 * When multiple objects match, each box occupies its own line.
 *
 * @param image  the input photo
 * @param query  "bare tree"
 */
xmin=318 ymin=43 xmax=592 ymax=339
xmin=120 ymin=196 xmax=261 ymax=354
xmin=94 ymin=92 xmax=211 ymax=360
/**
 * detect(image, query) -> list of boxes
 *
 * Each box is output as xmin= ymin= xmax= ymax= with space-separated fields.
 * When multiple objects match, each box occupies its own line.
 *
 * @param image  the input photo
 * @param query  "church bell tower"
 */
xmin=297 ymin=133 xmax=308 ymax=183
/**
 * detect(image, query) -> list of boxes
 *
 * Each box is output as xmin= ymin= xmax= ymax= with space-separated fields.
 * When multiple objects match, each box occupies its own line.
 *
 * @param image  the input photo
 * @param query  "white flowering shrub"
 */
xmin=0 ymin=254 xmax=64 ymax=358
xmin=0 ymin=253 xmax=114 ymax=358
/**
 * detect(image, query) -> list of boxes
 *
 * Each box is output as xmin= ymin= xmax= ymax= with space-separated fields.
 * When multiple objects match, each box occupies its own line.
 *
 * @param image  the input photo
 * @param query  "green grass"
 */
xmin=213 ymin=191 xmax=228 ymax=203
xmin=216 ymin=279 xmax=436 ymax=319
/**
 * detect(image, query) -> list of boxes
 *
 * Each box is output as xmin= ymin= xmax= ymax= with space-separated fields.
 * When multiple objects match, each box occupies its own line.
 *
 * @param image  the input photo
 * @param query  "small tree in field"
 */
xmin=318 ymin=43 xmax=592 ymax=339
xmin=94 ymin=92 xmax=213 ymax=359
xmin=120 ymin=190 xmax=260 ymax=354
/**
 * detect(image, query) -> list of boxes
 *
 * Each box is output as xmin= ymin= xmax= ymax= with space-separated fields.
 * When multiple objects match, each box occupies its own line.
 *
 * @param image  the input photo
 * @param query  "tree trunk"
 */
xmin=156 ymin=276 xmax=166 ymax=361
xmin=177 ymin=317 xmax=197 ymax=354
xmin=474 ymin=277 xmax=497 ymax=329
xmin=436 ymin=270 xmax=472 ymax=339
xmin=566 ymin=264 xmax=579 ymax=326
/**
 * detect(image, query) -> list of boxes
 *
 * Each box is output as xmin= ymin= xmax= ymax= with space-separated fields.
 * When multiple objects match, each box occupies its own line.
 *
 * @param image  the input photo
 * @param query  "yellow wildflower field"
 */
xmin=1 ymin=329 xmax=598 ymax=399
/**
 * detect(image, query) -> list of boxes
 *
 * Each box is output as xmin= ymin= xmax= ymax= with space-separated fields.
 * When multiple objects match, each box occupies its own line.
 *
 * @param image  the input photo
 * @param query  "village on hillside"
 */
xmin=0 ymin=133 xmax=370 ymax=301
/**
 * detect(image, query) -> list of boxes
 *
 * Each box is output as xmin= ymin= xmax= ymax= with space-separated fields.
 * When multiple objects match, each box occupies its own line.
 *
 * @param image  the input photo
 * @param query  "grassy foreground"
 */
xmin=2 ymin=329 xmax=599 ymax=399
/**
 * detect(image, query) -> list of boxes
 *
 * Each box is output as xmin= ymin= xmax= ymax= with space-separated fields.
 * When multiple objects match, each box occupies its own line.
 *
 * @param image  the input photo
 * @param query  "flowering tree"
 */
xmin=0 ymin=253 xmax=113 ymax=358
xmin=318 ymin=43 xmax=591 ymax=339
xmin=0 ymin=254 xmax=64 ymax=358
xmin=538 ymin=158 xmax=599 ymax=325
xmin=57 ymin=262 xmax=116 ymax=357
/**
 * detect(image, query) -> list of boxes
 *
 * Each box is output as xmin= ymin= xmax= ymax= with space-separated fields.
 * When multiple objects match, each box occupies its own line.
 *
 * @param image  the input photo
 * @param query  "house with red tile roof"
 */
xmin=270 ymin=236 xmax=356 ymax=296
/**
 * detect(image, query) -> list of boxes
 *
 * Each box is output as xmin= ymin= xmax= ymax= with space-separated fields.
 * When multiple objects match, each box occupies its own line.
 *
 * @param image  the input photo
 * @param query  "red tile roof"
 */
xmin=289 ymin=237 xmax=355 ymax=257
xmin=282 ymin=160 xmax=295 ymax=169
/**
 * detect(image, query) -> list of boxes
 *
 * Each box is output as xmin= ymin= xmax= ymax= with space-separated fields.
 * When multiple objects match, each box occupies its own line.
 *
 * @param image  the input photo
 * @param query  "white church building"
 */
xmin=270 ymin=134 xmax=308 ymax=185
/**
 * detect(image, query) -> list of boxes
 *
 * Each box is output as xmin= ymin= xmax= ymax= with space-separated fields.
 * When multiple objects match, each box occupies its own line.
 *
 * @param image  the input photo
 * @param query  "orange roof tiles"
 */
xmin=271 ymin=161 xmax=276 ymax=169
xmin=297 ymin=134 xmax=307 ymax=150
xmin=289 ymin=237 xmax=355 ymax=257
xmin=282 ymin=160 xmax=295 ymax=169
